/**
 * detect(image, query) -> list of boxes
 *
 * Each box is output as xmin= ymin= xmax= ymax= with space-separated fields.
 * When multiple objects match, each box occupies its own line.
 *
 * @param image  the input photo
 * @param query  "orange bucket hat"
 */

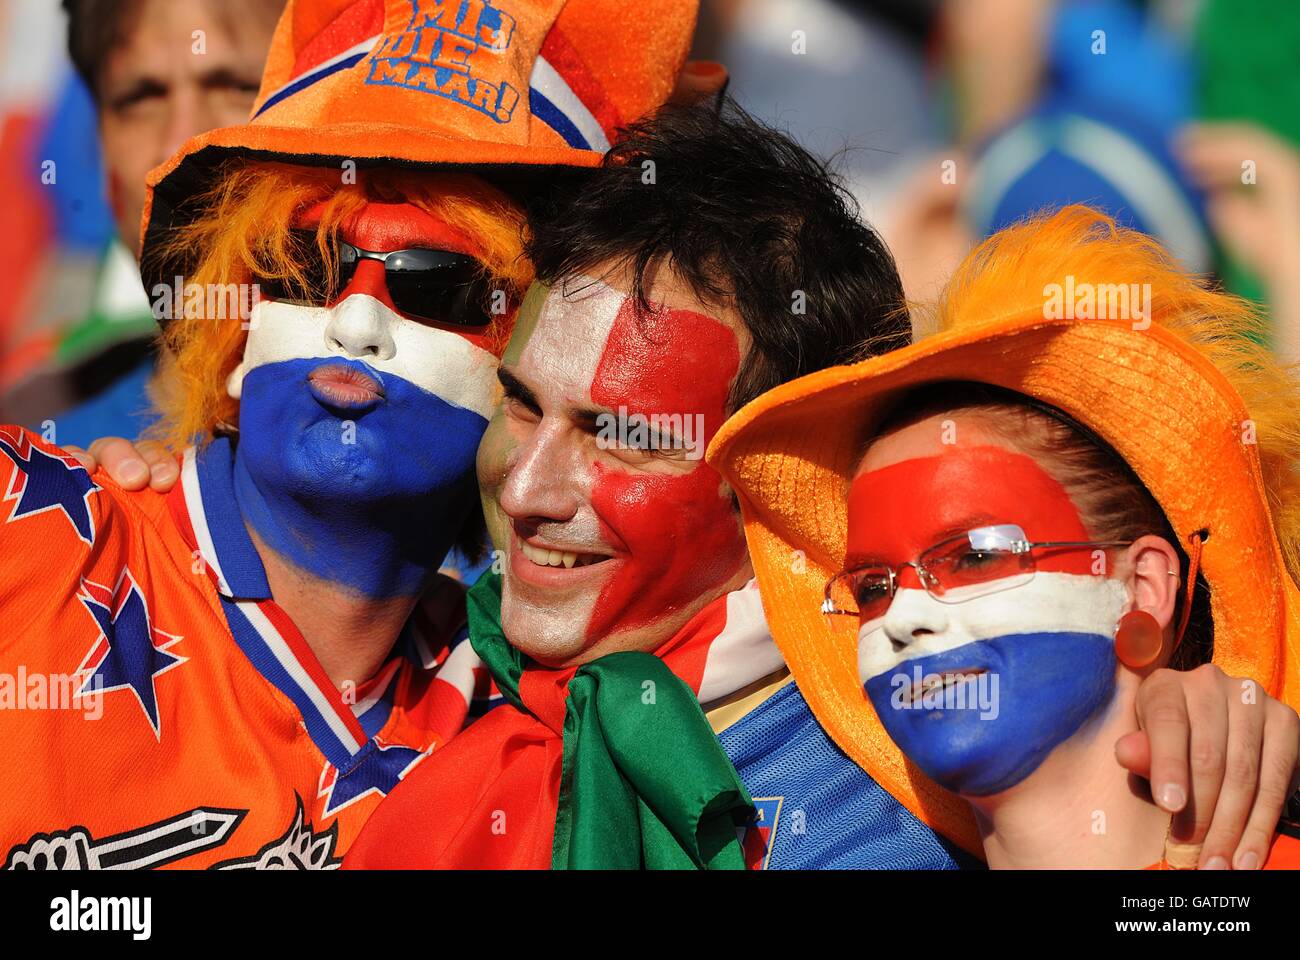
xmin=708 ymin=205 xmax=1300 ymax=856
xmin=140 ymin=0 xmax=703 ymax=257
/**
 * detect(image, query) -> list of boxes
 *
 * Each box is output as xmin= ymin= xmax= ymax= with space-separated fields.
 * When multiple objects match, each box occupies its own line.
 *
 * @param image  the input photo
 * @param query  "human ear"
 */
xmin=1124 ymin=534 xmax=1181 ymax=631
xmin=1113 ymin=535 xmax=1181 ymax=671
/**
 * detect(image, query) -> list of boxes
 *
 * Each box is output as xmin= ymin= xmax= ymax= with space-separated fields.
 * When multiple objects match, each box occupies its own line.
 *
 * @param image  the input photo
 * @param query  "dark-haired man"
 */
xmin=341 ymin=102 xmax=1300 ymax=869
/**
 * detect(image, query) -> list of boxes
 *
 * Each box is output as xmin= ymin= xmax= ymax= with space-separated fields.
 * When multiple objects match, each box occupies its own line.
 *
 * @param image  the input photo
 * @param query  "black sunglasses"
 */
xmin=254 ymin=229 xmax=495 ymax=328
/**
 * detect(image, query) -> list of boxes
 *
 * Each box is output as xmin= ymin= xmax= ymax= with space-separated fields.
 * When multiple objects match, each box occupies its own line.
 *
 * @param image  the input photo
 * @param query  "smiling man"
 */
xmin=0 ymin=0 xmax=699 ymax=869
xmin=485 ymin=268 xmax=754 ymax=664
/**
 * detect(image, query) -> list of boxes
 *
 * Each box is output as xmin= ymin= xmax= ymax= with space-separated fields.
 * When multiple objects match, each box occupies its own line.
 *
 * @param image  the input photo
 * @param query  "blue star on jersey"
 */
xmin=319 ymin=742 xmax=426 ymax=815
xmin=76 ymin=572 xmax=186 ymax=739
xmin=0 ymin=431 xmax=99 ymax=545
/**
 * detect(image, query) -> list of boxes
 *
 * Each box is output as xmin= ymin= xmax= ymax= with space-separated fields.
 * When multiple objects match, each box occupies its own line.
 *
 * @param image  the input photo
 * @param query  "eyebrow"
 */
xmin=933 ymin=521 xmax=991 ymax=544
xmin=497 ymin=367 xmax=539 ymax=415
xmin=105 ymin=66 xmax=261 ymax=104
xmin=496 ymin=366 xmax=611 ymax=432
xmin=197 ymin=66 xmax=263 ymax=91
xmin=845 ymin=516 xmax=1000 ymax=566
xmin=105 ymin=77 xmax=167 ymax=109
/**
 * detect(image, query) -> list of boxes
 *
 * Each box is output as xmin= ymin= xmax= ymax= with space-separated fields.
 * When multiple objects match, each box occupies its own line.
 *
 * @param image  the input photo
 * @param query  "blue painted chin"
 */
xmin=233 ymin=356 xmax=488 ymax=597
xmin=864 ymin=632 xmax=1117 ymax=797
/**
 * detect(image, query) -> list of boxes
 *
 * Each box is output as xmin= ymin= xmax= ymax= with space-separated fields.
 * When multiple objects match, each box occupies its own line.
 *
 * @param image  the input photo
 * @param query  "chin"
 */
xmin=499 ymin=593 xmax=592 ymax=666
xmin=885 ymin=711 xmax=1056 ymax=797
xmin=500 ymin=623 xmax=590 ymax=667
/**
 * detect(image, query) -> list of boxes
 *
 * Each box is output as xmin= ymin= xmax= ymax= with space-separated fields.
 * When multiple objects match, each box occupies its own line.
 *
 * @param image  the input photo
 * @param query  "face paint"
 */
xmin=586 ymin=294 xmax=747 ymax=640
xmin=850 ymin=442 xmax=1127 ymax=796
xmin=286 ymin=200 xmax=501 ymax=354
xmin=482 ymin=277 xmax=749 ymax=663
xmin=229 ymin=201 xmax=498 ymax=598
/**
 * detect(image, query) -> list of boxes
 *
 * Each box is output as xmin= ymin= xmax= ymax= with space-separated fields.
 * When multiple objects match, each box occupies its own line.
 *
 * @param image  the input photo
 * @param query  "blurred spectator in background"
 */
xmin=694 ymin=0 xmax=941 ymax=226
xmin=1181 ymin=0 xmax=1300 ymax=363
xmin=0 ymin=0 xmax=281 ymax=445
xmin=884 ymin=0 xmax=1214 ymax=317
xmin=0 ymin=0 xmax=111 ymax=431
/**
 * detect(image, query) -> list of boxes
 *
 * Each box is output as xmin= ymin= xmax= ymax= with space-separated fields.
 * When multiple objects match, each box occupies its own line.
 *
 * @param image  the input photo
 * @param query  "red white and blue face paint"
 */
xmin=226 ymin=201 xmax=498 ymax=598
xmin=479 ymin=277 xmax=749 ymax=664
xmin=849 ymin=440 xmax=1127 ymax=797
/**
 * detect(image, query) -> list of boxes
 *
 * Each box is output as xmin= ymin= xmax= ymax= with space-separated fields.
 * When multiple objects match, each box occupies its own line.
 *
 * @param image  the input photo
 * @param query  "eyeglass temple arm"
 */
xmin=1016 ymin=538 xmax=1133 ymax=553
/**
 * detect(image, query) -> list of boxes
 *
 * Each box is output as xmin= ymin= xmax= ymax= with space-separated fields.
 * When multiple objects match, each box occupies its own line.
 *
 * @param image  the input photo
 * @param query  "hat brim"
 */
xmin=710 ymin=311 xmax=1300 ymax=855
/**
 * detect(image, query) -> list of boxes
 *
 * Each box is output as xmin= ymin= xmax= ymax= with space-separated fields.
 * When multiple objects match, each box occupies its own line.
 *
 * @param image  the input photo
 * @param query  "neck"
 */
xmin=254 ymin=530 xmax=419 ymax=687
xmin=966 ymin=689 xmax=1170 ymax=869
xmin=231 ymin=444 xmax=468 ymax=687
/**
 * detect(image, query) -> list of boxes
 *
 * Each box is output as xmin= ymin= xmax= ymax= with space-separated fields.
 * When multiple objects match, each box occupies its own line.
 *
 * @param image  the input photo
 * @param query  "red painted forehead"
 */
xmin=295 ymin=200 xmax=480 ymax=256
xmin=847 ymin=445 xmax=1092 ymax=565
xmin=590 ymin=297 xmax=739 ymax=429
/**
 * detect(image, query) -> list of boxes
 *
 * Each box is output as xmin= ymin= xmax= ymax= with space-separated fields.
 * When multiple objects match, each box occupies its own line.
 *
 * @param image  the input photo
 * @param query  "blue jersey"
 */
xmin=719 ymin=679 xmax=980 ymax=869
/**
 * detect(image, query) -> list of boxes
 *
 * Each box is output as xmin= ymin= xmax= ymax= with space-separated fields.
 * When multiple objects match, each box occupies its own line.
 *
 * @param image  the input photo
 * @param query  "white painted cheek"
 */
xmin=225 ymin=296 xmax=318 ymax=400
xmin=386 ymin=314 xmax=498 ymax=419
xmin=858 ymin=573 xmax=1131 ymax=683
xmin=859 ymin=588 xmax=970 ymax=682
xmin=229 ymin=295 xmax=499 ymax=418
xmin=236 ymin=297 xmax=336 ymax=380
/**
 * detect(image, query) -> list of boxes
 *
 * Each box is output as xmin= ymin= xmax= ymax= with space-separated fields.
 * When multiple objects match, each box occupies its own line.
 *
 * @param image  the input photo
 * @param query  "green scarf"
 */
xmin=467 ymin=569 xmax=754 ymax=869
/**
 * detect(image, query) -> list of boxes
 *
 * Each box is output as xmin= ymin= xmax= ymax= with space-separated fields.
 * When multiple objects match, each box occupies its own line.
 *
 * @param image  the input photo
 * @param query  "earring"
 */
xmin=1114 ymin=610 xmax=1163 ymax=669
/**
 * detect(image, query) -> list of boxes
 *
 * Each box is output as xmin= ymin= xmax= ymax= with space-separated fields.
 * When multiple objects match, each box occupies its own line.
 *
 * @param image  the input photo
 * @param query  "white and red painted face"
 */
xmin=477 ymin=265 xmax=753 ymax=666
xmin=850 ymin=413 xmax=1128 ymax=796
xmin=225 ymin=199 xmax=503 ymax=596
xmin=229 ymin=200 xmax=502 ymax=409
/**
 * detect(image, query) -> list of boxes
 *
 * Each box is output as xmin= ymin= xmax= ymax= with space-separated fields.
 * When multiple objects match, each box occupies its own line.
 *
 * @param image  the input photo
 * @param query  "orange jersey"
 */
xmin=0 ymin=426 xmax=486 ymax=869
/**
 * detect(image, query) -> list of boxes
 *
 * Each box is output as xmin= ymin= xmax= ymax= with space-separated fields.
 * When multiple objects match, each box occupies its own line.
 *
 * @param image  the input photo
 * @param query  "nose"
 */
xmin=881 ymin=585 xmax=949 ymax=649
xmin=323 ymin=282 xmax=398 ymax=362
xmin=498 ymin=419 xmax=586 ymax=524
xmin=158 ymin=88 xmax=198 ymax=169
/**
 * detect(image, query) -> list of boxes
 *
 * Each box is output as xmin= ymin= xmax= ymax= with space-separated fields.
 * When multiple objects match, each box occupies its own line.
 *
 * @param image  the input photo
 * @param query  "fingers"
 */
xmin=137 ymin=441 xmax=180 ymax=492
xmin=1164 ymin=666 xmax=1228 ymax=852
xmin=1134 ymin=668 xmax=1191 ymax=815
xmin=1229 ymin=697 xmax=1300 ymax=870
xmin=1178 ymin=123 xmax=1285 ymax=187
xmin=1114 ymin=729 xmax=1151 ymax=779
xmin=86 ymin=438 xmax=179 ymax=492
xmin=87 ymin=437 xmax=148 ymax=489
xmin=61 ymin=445 xmax=95 ymax=472
xmin=1192 ymin=673 xmax=1264 ymax=868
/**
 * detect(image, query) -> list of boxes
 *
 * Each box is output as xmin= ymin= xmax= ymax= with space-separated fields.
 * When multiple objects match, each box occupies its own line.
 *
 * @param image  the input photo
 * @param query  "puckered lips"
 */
xmin=307 ymin=361 xmax=386 ymax=412
xmin=509 ymin=528 xmax=617 ymax=590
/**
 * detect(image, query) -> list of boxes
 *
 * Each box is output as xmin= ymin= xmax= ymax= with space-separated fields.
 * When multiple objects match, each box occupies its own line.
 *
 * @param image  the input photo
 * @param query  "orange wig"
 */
xmin=150 ymin=160 xmax=533 ymax=450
